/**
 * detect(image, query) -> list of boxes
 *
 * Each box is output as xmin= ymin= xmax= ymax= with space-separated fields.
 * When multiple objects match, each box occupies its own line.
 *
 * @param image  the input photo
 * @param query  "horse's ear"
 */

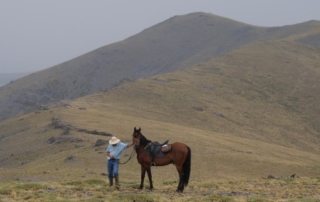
xmin=138 ymin=127 xmax=141 ymax=132
xmin=134 ymin=127 xmax=137 ymax=131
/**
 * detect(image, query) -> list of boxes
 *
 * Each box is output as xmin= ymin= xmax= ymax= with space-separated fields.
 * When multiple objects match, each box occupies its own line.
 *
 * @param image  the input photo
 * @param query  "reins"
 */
xmin=119 ymin=149 xmax=135 ymax=164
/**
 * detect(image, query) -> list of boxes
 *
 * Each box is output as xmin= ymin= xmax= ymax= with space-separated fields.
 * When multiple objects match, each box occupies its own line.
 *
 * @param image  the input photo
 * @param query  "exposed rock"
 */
xmin=50 ymin=117 xmax=112 ymax=137
xmin=64 ymin=155 xmax=76 ymax=162
xmin=193 ymin=106 xmax=205 ymax=112
xmin=47 ymin=136 xmax=83 ymax=144
xmin=47 ymin=136 xmax=56 ymax=144
xmin=267 ymin=175 xmax=276 ymax=179
xmin=94 ymin=139 xmax=108 ymax=147
xmin=213 ymin=112 xmax=225 ymax=118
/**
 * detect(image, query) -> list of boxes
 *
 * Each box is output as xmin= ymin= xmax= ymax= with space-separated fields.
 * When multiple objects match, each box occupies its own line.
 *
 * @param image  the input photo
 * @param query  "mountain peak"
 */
xmin=0 ymin=12 xmax=319 ymax=121
xmin=169 ymin=12 xmax=251 ymax=27
xmin=306 ymin=19 xmax=320 ymax=24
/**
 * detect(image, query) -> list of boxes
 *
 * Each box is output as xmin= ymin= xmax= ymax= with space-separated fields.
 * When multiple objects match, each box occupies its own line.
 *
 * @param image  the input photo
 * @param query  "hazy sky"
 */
xmin=1 ymin=0 xmax=320 ymax=73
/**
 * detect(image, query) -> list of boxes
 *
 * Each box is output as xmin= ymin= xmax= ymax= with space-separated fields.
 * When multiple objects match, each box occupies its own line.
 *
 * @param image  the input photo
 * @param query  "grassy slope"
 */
xmin=0 ymin=12 xmax=261 ymax=120
xmin=1 ymin=39 xmax=320 ymax=177
xmin=1 ymin=34 xmax=320 ymax=201
xmin=81 ymin=40 xmax=320 ymax=153
xmin=1 ymin=99 xmax=319 ymax=201
xmin=0 ymin=178 xmax=319 ymax=201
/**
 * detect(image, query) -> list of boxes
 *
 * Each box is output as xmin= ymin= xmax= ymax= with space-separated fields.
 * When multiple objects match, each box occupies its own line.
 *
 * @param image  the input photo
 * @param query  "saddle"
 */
xmin=144 ymin=140 xmax=171 ymax=160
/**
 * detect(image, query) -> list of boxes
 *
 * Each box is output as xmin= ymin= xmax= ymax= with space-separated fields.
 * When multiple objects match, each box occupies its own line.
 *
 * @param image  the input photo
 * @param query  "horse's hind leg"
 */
xmin=175 ymin=165 xmax=184 ymax=192
xmin=178 ymin=176 xmax=184 ymax=192
xmin=146 ymin=167 xmax=153 ymax=190
xmin=139 ymin=166 xmax=146 ymax=189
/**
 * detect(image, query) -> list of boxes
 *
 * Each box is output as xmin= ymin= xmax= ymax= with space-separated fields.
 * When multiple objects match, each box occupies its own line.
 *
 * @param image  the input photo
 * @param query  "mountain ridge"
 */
xmin=0 ymin=12 xmax=320 ymax=121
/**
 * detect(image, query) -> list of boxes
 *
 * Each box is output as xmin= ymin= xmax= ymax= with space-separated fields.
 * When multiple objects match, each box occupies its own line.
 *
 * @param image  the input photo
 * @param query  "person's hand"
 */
xmin=127 ymin=142 xmax=134 ymax=148
xmin=107 ymin=152 xmax=114 ymax=159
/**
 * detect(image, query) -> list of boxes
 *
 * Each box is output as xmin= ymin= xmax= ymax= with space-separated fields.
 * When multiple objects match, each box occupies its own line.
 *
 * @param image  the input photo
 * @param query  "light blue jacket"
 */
xmin=106 ymin=142 xmax=128 ymax=160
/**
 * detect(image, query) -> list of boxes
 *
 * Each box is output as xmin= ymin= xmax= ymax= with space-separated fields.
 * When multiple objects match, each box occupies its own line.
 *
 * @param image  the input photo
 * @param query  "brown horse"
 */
xmin=132 ymin=127 xmax=191 ymax=192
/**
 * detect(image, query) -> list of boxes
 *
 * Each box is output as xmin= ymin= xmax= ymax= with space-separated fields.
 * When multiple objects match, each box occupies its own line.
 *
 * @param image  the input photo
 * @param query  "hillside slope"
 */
xmin=0 ymin=73 xmax=29 ymax=87
xmin=1 ymin=13 xmax=319 ymax=120
xmin=1 ymin=106 xmax=319 ymax=202
xmin=77 ymin=39 xmax=320 ymax=153
xmin=1 ymin=96 xmax=319 ymax=183
xmin=1 ymin=39 xmax=320 ymax=185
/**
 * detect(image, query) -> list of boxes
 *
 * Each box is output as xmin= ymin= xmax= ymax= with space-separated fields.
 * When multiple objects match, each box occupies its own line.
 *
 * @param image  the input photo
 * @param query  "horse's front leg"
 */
xmin=139 ymin=166 xmax=146 ymax=189
xmin=146 ymin=167 xmax=153 ymax=190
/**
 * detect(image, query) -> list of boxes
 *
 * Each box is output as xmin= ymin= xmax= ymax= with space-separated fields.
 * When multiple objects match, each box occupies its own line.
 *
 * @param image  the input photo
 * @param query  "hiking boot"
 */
xmin=108 ymin=177 xmax=113 ymax=187
xmin=115 ymin=176 xmax=120 ymax=190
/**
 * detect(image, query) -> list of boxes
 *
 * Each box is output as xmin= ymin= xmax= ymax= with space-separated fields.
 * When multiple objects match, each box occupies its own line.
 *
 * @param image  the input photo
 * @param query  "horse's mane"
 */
xmin=139 ymin=132 xmax=151 ymax=147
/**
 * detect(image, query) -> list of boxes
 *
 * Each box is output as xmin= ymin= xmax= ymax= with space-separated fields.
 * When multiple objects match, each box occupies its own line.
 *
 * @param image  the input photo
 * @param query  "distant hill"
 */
xmin=0 ymin=73 xmax=29 ymax=87
xmin=0 ymin=12 xmax=319 ymax=120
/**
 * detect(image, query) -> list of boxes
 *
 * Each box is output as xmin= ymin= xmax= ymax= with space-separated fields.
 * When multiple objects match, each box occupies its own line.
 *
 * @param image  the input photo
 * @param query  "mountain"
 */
xmin=1 ymin=13 xmax=320 ymax=201
xmin=0 ymin=73 xmax=29 ymax=87
xmin=1 ymin=39 xmax=320 ymax=184
xmin=1 ymin=12 xmax=319 ymax=121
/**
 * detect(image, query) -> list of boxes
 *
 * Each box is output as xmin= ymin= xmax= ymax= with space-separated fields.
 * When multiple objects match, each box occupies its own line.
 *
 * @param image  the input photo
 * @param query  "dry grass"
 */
xmin=0 ymin=177 xmax=319 ymax=201
xmin=82 ymin=40 xmax=320 ymax=153
xmin=1 ymin=40 xmax=320 ymax=201
xmin=1 ymin=102 xmax=320 ymax=185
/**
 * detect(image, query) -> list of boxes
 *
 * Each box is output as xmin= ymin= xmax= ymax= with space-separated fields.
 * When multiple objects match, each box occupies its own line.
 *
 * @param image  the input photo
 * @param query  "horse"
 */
xmin=132 ymin=127 xmax=191 ymax=192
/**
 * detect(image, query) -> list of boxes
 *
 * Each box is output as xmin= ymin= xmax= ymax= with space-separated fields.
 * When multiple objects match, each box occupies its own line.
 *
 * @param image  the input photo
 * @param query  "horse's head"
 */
xmin=132 ymin=127 xmax=142 ymax=146
xmin=132 ymin=127 xmax=150 ymax=147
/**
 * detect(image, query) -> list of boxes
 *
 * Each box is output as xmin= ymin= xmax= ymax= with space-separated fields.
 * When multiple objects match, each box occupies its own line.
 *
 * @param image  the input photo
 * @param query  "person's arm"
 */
xmin=106 ymin=145 xmax=114 ymax=159
xmin=126 ymin=142 xmax=134 ymax=148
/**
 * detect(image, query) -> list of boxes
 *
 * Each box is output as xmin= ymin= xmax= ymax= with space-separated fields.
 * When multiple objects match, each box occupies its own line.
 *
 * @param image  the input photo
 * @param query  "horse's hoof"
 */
xmin=138 ymin=186 xmax=143 ymax=190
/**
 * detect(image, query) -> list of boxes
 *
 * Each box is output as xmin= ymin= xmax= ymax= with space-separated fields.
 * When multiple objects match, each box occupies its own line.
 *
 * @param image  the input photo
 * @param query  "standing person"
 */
xmin=106 ymin=136 xmax=134 ymax=189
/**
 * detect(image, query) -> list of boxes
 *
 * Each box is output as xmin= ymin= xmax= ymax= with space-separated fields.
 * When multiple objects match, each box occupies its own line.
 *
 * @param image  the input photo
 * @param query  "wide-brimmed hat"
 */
xmin=109 ymin=136 xmax=120 ymax=145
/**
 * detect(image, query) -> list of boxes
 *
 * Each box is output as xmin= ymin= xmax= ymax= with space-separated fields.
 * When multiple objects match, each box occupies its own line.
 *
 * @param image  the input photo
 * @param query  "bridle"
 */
xmin=133 ymin=132 xmax=141 ymax=147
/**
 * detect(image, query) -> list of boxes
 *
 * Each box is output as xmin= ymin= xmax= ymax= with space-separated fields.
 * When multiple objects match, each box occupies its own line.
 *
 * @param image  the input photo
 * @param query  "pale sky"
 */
xmin=1 ymin=0 xmax=320 ymax=73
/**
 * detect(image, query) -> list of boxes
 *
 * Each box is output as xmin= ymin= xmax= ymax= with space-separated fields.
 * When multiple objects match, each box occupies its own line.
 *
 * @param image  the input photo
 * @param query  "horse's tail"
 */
xmin=182 ymin=146 xmax=191 ymax=186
